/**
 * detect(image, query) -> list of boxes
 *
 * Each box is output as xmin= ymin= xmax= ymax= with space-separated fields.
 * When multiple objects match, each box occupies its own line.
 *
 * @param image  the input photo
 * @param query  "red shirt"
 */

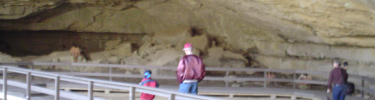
xmin=139 ymin=78 xmax=159 ymax=100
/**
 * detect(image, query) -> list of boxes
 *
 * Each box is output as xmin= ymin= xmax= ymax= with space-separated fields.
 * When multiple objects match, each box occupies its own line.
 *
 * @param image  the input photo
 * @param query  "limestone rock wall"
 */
xmin=1 ymin=0 xmax=375 ymax=77
xmin=0 ymin=31 xmax=143 ymax=56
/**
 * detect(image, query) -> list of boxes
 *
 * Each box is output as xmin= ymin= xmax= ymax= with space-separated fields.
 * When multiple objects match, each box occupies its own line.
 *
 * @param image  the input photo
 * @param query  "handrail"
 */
xmin=0 ymin=65 xmax=222 ymax=100
xmin=2 ymin=62 xmax=375 ymax=99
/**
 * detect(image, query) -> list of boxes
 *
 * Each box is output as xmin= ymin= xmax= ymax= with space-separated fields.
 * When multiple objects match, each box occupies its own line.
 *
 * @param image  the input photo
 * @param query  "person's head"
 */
xmin=144 ymin=70 xmax=152 ymax=78
xmin=333 ymin=60 xmax=341 ymax=68
xmin=343 ymin=62 xmax=348 ymax=67
xmin=72 ymin=43 xmax=78 ymax=48
xmin=182 ymin=43 xmax=193 ymax=55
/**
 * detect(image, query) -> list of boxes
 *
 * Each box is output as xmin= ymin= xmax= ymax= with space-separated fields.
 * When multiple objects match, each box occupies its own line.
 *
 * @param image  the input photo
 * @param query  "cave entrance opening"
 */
xmin=0 ymin=30 xmax=145 ymax=57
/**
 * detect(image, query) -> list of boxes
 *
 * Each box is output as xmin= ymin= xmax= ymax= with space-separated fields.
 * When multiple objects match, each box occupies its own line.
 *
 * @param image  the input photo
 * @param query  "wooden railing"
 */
xmin=1 ymin=62 xmax=375 ymax=99
xmin=0 ymin=65 xmax=222 ymax=100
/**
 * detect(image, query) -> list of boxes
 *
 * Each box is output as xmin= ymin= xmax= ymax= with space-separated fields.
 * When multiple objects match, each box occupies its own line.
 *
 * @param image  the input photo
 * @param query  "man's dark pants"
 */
xmin=332 ymin=85 xmax=346 ymax=100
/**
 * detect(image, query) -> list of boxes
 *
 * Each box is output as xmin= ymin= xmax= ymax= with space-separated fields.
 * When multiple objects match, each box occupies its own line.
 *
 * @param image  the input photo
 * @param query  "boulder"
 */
xmin=181 ymin=34 xmax=209 ymax=52
xmin=32 ymin=51 xmax=87 ymax=62
xmin=140 ymin=35 xmax=152 ymax=45
xmin=255 ymin=41 xmax=375 ymax=63
xmin=203 ymin=47 xmax=247 ymax=68
xmin=152 ymin=26 xmax=192 ymax=47
xmin=203 ymin=57 xmax=221 ymax=67
xmin=202 ymin=47 xmax=224 ymax=67
xmin=145 ymin=48 xmax=184 ymax=75
xmin=89 ymin=51 xmax=111 ymax=61
xmin=145 ymin=48 xmax=183 ymax=66
xmin=138 ymin=42 xmax=153 ymax=58
xmin=221 ymin=59 xmax=246 ymax=68
xmin=208 ymin=47 xmax=225 ymax=57
xmin=192 ymin=48 xmax=200 ymax=56
xmin=253 ymin=55 xmax=330 ymax=78
xmin=107 ymin=56 xmax=121 ymax=64
xmin=90 ymin=59 xmax=109 ymax=64
xmin=222 ymin=51 xmax=248 ymax=63
xmin=110 ymin=43 xmax=133 ymax=57
xmin=138 ymin=44 xmax=172 ymax=58
xmin=105 ymin=40 xmax=121 ymax=51
xmin=122 ymin=56 xmax=145 ymax=65
xmin=0 ymin=52 xmax=20 ymax=63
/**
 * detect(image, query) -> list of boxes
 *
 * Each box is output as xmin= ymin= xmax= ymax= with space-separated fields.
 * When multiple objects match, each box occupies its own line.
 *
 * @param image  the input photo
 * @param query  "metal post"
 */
xmin=109 ymin=67 xmax=112 ymax=81
xmin=361 ymin=77 xmax=365 ymax=97
xmin=55 ymin=76 xmax=60 ymax=100
xmin=30 ymin=65 xmax=34 ymax=81
xmin=3 ymin=68 xmax=7 ymax=100
xmin=88 ymin=81 xmax=93 ymax=100
xmin=225 ymin=71 xmax=229 ymax=87
xmin=168 ymin=94 xmax=175 ymax=100
xmin=129 ymin=87 xmax=135 ymax=100
xmin=293 ymin=72 xmax=296 ymax=89
xmin=264 ymin=71 xmax=267 ymax=88
xmin=26 ymin=72 xmax=31 ymax=100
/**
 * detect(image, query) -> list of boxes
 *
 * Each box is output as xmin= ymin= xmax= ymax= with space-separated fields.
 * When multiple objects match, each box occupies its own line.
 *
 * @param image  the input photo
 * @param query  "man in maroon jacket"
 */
xmin=327 ymin=60 xmax=348 ymax=100
xmin=177 ymin=43 xmax=206 ymax=94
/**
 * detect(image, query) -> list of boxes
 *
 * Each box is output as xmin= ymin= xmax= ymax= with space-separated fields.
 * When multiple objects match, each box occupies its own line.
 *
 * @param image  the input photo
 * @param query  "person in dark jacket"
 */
xmin=177 ymin=43 xmax=206 ymax=94
xmin=327 ymin=60 xmax=348 ymax=100
xmin=139 ymin=70 xmax=159 ymax=100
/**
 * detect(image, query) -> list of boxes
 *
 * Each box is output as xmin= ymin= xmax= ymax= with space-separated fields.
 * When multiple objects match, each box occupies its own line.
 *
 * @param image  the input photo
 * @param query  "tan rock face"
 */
xmin=203 ymin=47 xmax=224 ymax=67
xmin=31 ymin=51 xmax=86 ymax=62
xmin=105 ymin=40 xmax=121 ymax=50
xmin=145 ymin=48 xmax=183 ymax=66
xmin=2 ymin=0 xmax=375 ymax=48
xmin=182 ymin=34 xmax=209 ymax=52
xmin=203 ymin=47 xmax=247 ymax=68
xmin=110 ymin=43 xmax=133 ymax=57
xmin=254 ymin=54 xmax=375 ymax=78
xmin=0 ymin=52 xmax=20 ymax=63
xmin=2 ymin=0 xmax=375 ymax=77
xmin=256 ymin=41 xmax=375 ymax=63
xmin=152 ymin=26 xmax=192 ymax=47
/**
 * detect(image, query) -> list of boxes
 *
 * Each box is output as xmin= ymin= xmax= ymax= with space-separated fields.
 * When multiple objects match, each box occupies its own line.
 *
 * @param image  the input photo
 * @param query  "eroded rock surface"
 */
xmin=0 ymin=52 xmax=20 ymax=62
xmin=1 ymin=0 xmax=375 ymax=78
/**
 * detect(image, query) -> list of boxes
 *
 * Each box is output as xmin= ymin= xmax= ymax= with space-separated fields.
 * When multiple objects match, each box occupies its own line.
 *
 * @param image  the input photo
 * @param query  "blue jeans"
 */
xmin=332 ymin=85 xmax=346 ymax=100
xmin=179 ymin=82 xmax=198 ymax=94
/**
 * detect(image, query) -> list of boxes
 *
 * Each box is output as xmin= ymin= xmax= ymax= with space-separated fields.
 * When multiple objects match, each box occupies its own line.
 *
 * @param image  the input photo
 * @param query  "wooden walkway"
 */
xmin=44 ymin=82 xmax=366 ymax=100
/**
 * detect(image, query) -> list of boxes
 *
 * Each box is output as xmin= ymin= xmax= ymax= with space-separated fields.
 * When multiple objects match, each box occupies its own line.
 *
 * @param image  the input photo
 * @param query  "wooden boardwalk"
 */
xmin=43 ymin=82 xmax=366 ymax=100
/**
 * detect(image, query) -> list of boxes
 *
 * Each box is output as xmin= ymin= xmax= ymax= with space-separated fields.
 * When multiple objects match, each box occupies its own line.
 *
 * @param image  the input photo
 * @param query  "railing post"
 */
xmin=109 ymin=67 xmax=112 ymax=81
xmin=293 ymin=72 xmax=296 ymax=89
xmin=26 ymin=72 xmax=31 ymax=100
xmin=264 ymin=70 xmax=267 ymax=88
xmin=361 ymin=77 xmax=365 ymax=98
xmin=30 ymin=65 xmax=34 ymax=81
xmin=3 ymin=67 xmax=7 ymax=100
xmin=225 ymin=71 xmax=229 ymax=87
xmin=70 ymin=65 xmax=73 ymax=73
xmin=129 ymin=87 xmax=135 ymax=100
xmin=168 ymin=94 xmax=175 ymax=100
xmin=55 ymin=76 xmax=60 ymax=100
xmin=88 ymin=81 xmax=93 ymax=100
